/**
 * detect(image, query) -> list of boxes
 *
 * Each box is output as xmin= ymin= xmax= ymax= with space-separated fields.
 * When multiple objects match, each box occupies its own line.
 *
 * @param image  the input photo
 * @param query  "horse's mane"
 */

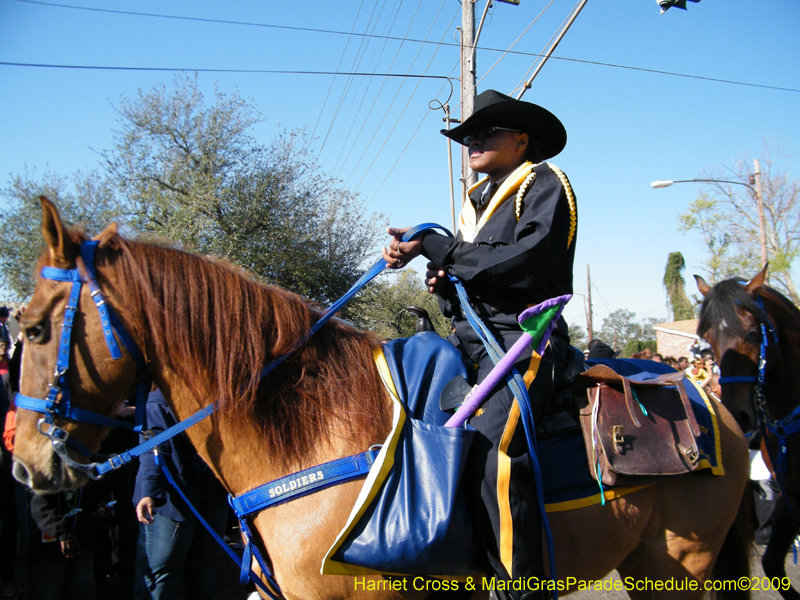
xmin=93 ymin=232 xmax=390 ymax=468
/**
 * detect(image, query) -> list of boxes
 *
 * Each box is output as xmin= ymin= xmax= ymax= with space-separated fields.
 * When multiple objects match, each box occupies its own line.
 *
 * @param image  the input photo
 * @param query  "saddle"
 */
xmin=571 ymin=364 xmax=702 ymax=486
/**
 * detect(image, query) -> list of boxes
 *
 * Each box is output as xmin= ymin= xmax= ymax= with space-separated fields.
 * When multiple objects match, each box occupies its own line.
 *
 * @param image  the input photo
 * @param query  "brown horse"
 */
xmin=13 ymin=197 xmax=752 ymax=599
xmin=697 ymin=266 xmax=800 ymax=599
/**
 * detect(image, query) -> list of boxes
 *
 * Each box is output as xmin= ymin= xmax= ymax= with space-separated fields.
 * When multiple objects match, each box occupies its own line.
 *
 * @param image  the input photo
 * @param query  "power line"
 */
xmin=0 ymin=62 xmax=453 ymax=80
xmin=8 ymin=0 xmax=800 ymax=94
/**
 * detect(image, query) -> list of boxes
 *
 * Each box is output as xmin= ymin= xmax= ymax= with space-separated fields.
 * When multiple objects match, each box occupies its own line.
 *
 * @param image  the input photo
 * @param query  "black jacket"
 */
xmin=422 ymin=162 xmax=576 ymax=350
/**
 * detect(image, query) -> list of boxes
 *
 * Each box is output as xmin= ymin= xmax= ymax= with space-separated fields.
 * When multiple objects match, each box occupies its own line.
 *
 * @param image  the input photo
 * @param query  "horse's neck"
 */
xmin=98 ymin=241 xmax=389 ymax=497
xmin=763 ymin=294 xmax=800 ymax=420
xmin=157 ymin=371 xmax=376 ymax=497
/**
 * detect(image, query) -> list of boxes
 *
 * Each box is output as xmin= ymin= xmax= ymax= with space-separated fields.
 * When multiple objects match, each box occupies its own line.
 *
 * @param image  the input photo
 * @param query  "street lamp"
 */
xmin=651 ymin=159 xmax=768 ymax=270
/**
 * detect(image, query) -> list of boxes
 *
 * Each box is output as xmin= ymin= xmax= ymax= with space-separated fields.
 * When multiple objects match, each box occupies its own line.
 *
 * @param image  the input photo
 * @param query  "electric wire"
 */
xmin=6 ymin=0 xmax=797 ymax=93
xmin=347 ymin=1 xmax=455 ymax=191
xmin=469 ymin=0 xmax=557 ymax=110
xmin=309 ymin=0 xmax=368 ymax=166
xmin=510 ymin=0 xmax=567 ymax=97
xmin=364 ymin=57 xmax=460 ymax=209
xmin=316 ymin=0 xmax=387 ymax=167
xmin=339 ymin=0 xmax=442 ymax=188
xmin=351 ymin=17 xmax=456 ymax=194
xmin=324 ymin=0 xmax=398 ymax=172
xmin=329 ymin=0 xmax=405 ymax=177
xmin=0 ymin=62 xmax=452 ymax=80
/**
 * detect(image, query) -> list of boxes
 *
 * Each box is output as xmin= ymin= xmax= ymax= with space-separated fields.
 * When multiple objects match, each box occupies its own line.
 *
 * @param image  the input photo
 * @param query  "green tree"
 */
xmin=598 ymin=309 xmax=640 ymax=353
xmin=101 ymin=74 xmax=384 ymax=304
xmin=663 ymin=252 xmax=695 ymax=320
xmin=678 ymin=140 xmax=800 ymax=304
xmin=348 ymin=269 xmax=451 ymax=339
xmin=0 ymin=168 xmax=126 ymax=299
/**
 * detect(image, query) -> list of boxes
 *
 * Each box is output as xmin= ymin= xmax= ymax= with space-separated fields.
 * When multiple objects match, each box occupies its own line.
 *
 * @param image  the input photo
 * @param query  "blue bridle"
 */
xmin=15 ymin=240 xmax=152 ymax=474
xmin=717 ymin=295 xmax=800 ymax=523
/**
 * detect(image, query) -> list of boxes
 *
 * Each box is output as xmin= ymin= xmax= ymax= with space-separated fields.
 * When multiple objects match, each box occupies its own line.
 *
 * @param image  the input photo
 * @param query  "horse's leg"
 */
xmin=761 ymin=495 xmax=800 ymax=600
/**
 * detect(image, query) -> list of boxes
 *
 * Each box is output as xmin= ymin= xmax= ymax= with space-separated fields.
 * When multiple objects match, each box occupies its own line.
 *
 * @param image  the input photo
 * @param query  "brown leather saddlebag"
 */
xmin=572 ymin=365 xmax=702 ymax=486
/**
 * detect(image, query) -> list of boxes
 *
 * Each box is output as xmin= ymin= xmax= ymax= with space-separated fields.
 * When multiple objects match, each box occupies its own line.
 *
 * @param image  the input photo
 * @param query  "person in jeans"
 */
xmin=133 ymin=388 xmax=228 ymax=600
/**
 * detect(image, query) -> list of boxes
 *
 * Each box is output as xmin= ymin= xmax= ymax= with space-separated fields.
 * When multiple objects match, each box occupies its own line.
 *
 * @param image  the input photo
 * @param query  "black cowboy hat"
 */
xmin=587 ymin=339 xmax=620 ymax=359
xmin=441 ymin=89 xmax=567 ymax=160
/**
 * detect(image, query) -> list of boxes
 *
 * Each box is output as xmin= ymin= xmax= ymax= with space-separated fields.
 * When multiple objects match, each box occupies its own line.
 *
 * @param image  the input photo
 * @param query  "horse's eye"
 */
xmin=746 ymin=329 xmax=760 ymax=344
xmin=25 ymin=322 xmax=47 ymax=343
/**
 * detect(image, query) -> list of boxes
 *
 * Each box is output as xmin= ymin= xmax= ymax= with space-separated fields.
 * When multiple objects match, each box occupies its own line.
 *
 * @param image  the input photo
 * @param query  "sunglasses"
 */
xmin=463 ymin=126 xmax=522 ymax=146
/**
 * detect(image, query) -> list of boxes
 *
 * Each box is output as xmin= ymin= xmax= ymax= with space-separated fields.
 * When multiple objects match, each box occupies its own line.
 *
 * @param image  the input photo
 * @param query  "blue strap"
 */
xmin=259 ymin=223 xmax=452 ymax=380
xmin=15 ymin=394 xmax=137 ymax=432
xmin=447 ymin=271 xmax=558 ymax=596
xmin=718 ymin=375 xmax=757 ymax=385
xmin=230 ymin=448 xmax=380 ymax=517
xmin=156 ymin=455 xmax=283 ymax=600
xmin=79 ymin=241 xmax=125 ymax=361
xmin=91 ymin=402 xmax=217 ymax=477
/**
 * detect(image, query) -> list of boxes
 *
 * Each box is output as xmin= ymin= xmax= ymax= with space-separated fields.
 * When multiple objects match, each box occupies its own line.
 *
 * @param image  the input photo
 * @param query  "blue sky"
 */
xmin=1 ymin=0 xmax=798 ymax=334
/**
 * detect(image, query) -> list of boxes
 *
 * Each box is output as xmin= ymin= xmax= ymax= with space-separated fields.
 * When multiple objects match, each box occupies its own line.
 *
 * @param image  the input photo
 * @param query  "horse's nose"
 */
xmin=12 ymin=460 xmax=32 ymax=488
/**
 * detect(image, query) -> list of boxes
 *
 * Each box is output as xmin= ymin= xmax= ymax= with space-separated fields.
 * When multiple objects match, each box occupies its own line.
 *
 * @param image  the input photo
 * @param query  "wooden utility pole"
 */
xmin=461 ymin=0 xmax=477 ymax=190
xmin=586 ymin=265 xmax=593 ymax=339
xmin=753 ymin=158 xmax=768 ymax=273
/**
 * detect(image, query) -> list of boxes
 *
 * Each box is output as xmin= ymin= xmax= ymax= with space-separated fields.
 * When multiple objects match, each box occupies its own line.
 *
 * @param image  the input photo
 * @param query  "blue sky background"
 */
xmin=1 ymin=0 xmax=798 ymax=334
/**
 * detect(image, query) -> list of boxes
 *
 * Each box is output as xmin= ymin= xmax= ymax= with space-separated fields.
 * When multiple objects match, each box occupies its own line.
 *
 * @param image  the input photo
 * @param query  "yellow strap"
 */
xmin=458 ymin=161 xmax=534 ymax=242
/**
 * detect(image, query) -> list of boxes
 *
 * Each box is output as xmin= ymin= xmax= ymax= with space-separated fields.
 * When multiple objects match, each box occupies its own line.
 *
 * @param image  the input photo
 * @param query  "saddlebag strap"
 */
xmin=230 ymin=448 xmax=381 ymax=517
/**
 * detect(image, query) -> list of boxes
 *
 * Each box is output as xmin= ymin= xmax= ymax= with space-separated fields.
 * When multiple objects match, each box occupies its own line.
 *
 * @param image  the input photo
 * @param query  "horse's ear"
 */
xmin=94 ymin=222 xmax=118 ymax=247
xmin=40 ymin=196 xmax=79 ymax=267
xmin=694 ymin=274 xmax=712 ymax=297
xmin=744 ymin=263 xmax=769 ymax=295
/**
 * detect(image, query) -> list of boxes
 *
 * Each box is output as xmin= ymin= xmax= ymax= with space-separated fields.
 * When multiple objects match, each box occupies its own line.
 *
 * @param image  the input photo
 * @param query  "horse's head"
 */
xmin=13 ymin=197 xmax=140 ymax=494
xmin=695 ymin=265 xmax=769 ymax=434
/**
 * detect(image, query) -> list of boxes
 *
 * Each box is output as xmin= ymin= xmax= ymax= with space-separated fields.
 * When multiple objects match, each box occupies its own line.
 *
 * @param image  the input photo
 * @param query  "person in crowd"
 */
xmin=0 ymin=309 xmax=10 ymax=350
xmin=25 ymin=483 xmax=111 ymax=600
xmin=382 ymin=89 xmax=576 ymax=600
xmin=133 ymin=387 xmax=228 ymax=600
xmin=92 ymin=396 xmax=141 ymax=599
xmin=1 ymin=323 xmax=25 ymax=600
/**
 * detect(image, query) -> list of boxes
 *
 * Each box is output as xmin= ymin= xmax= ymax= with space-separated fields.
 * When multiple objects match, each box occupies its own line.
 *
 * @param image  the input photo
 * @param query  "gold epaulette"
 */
xmin=546 ymin=163 xmax=577 ymax=249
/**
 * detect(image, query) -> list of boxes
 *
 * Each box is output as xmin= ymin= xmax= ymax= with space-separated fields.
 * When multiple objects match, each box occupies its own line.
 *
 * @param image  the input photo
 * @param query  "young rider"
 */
xmin=382 ymin=89 xmax=577 ymax=600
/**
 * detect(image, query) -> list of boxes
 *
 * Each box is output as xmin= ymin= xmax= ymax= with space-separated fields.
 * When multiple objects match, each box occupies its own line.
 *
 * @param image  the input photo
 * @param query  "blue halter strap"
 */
xmin=15 ymin=241 xmax=152 ymax=465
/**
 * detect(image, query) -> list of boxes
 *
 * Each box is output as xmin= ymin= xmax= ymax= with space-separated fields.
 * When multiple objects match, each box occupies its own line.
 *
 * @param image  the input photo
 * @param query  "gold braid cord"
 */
xmin=514 ymin=166 xmax=537 ymax=222
xmin=546 ymin=163 xmax=577 ymax=249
